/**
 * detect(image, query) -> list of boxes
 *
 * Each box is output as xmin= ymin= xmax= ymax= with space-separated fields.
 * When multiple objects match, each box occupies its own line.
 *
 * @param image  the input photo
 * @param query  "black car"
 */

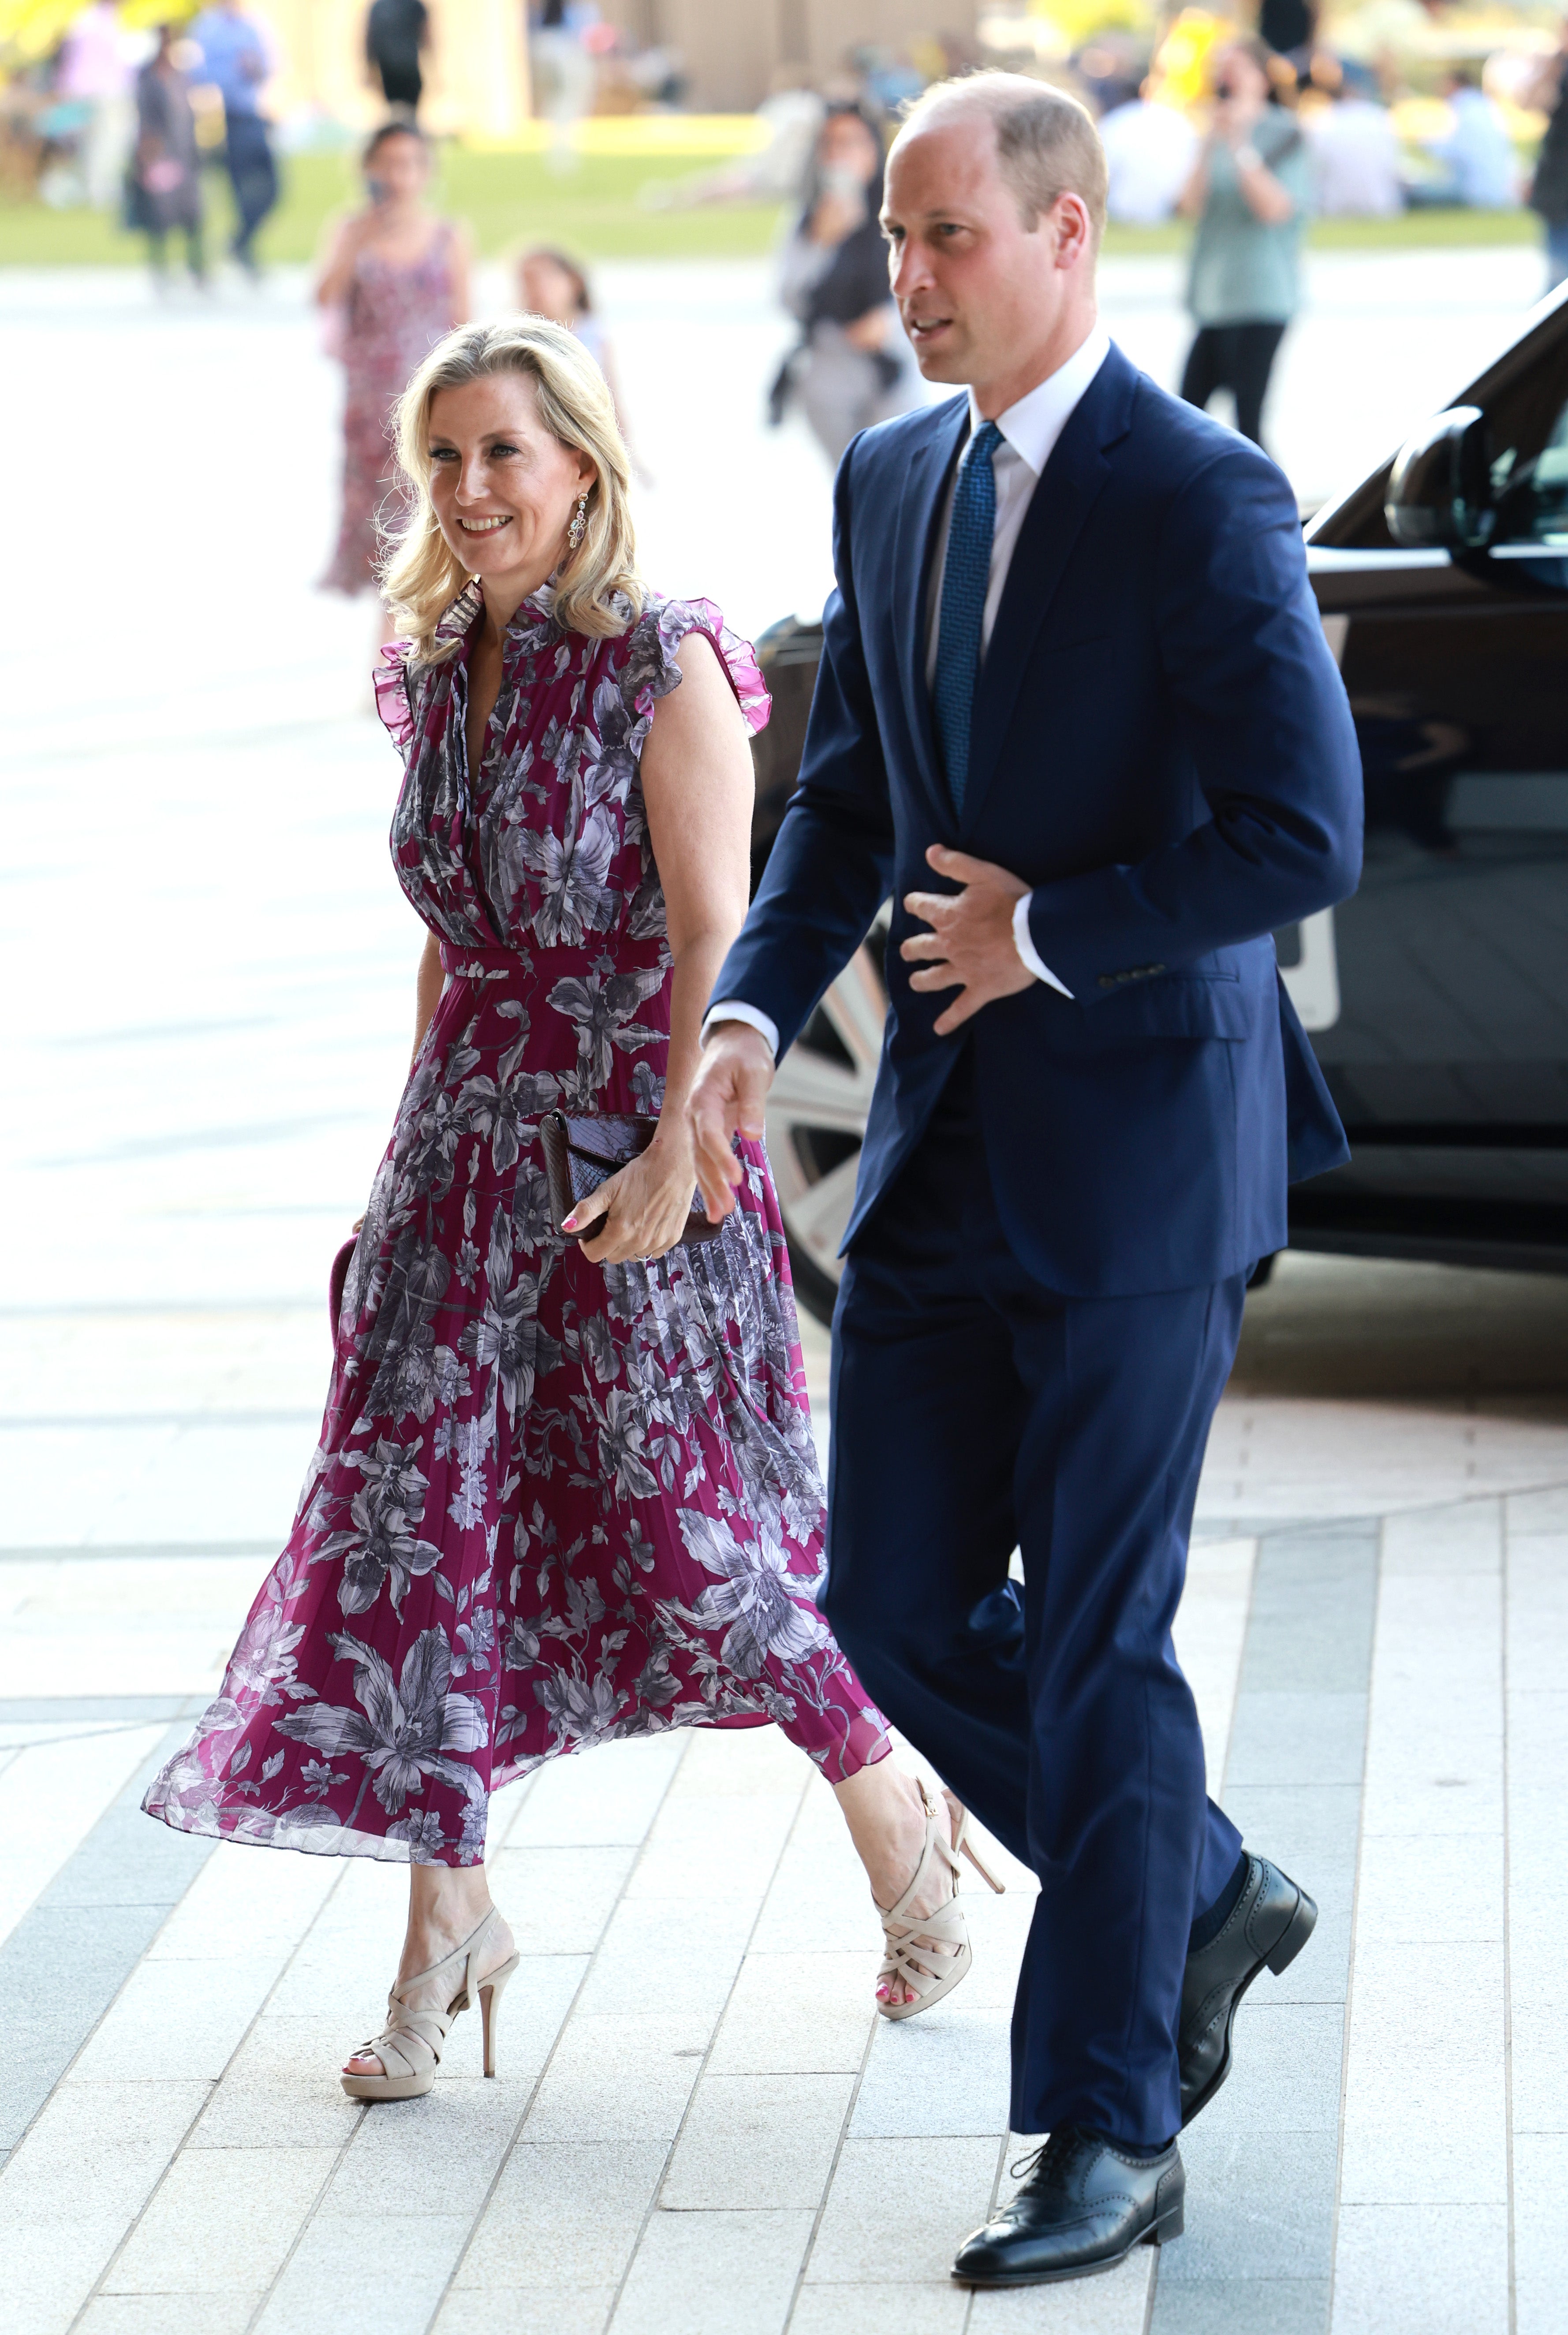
xmin=748 ymin=289 xmax=1568 ymax=1324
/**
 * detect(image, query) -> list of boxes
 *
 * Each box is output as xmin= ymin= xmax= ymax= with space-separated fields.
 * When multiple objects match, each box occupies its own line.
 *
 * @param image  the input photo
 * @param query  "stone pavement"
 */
xmin=4 ymin=254 xmax=1567 ymax=2333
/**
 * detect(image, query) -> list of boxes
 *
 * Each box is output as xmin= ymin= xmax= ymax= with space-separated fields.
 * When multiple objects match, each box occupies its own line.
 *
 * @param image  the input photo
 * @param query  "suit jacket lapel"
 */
xmin=892 ymin=395 xmax=968 ymax=814
xmin=961 ymin=346 xmax=1137 ymax=834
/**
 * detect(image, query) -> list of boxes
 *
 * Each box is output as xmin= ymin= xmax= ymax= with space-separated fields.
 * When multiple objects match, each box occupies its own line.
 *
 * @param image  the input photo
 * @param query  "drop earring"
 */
xmin=567 ymin=491 xmax=588 ymax=551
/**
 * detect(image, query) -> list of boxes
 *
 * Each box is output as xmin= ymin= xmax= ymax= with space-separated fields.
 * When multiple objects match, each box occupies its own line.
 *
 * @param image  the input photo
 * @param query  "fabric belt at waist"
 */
xmin=438 ymin=938 xmax=669 ymax=982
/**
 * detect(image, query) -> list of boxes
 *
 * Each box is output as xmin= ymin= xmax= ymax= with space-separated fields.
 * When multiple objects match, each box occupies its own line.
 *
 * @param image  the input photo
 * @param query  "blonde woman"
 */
xmin=143 ymin=319 xmax=1000 ymax=2096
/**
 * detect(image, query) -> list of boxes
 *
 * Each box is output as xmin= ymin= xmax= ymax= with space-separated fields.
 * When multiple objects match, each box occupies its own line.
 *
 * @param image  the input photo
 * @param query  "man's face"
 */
xmin=881 ymin=118 xmax=1077 ymax=390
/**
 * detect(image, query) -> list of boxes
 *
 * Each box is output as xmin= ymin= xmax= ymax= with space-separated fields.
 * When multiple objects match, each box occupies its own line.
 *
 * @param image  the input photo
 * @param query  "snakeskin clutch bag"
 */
xmin=541 ymin=1110 xmax=721 ymax=1248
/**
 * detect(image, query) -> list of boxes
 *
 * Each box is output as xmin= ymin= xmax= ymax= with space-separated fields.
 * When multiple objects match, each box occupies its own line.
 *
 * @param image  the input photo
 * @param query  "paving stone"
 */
xmin=805 ymin=2137 xmax=1001 ymax=2285
xmin=610 ymin=2204 xmax=813 ymax=2334
xmin=1351 ymin=1830 xmax=1501 ymax=1945
xmin=253 ymin=2209 xmax=474 ymax=2335
xmin=453 ymin=2141 xmax=669 ymax=2289
xmin=1337 ymin=2053 xmax=1508 ymax=2203
xmin=321 ymin=2075 xmax=524 ymax=2219
xmin=661 ymin=2071 xmax=853 ymax=2209
xmin=102 ymin=2143 xmax=340 ymax=2293
xmin=1329 ymin=2202 xmax=1508 ymax=2335
xmin=433 ymin=2294 xmax=616 ymax=2335
xmin=185 ymin=2014 xmax=362 ymax=2149
xmin=1504 ymin=2003 xmax=1568 ymax=2131
xmin=968 ymin=2251 xmax=1154 ymax=2332
xmin=1150 ymin=2277 xmax=1329 ymax=2335
xmin=484 ymin=1844 xmax=638 ymax=1957
xmin=1381 ymin=1501 xmax=1501 ymax=1576
xmin=705 ymin=1951 xmax=876 ymax=2076
xmin=849 ymin=2004 xmax=1013 ymax=2138
xmin=69 ymin=1951 xmax=288 ymax=2083
xmin=622 ymin=1789 xmax=802 ymax=1905
xmin=77 ymin=2296 xmax=265 ymax=2335
xmin=1158 ymin=2130 xmax=1338 ymax=2283
xmin=1198 ymin=2001 xmax=1343 ymax=2136
xmin=519 ymin=2010 xmax=711 ymax=2145
xmin=506 ymin=1737 xmax=686 ymax=1848
xmin=1512 ymin=2130 xmax=1568 ymax=2335
xmin=144 ymin=1835 xmax=340 ymax=1961
xmin=1224 ymin=1693 xmax=1369 ymax=1789
xmin=1507 ymin=1541 xmax=1568 ymax=1690
xmin=1343 ymin=1941 xmax=1504 ymax=2059
xmin=788 ymin=2283 xmax=970 ymax=2335
xmin=573 ymin=1894 xmax=756 ymax=2021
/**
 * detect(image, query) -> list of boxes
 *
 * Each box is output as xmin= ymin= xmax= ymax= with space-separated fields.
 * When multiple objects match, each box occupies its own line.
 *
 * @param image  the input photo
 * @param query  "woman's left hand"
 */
xmin=564 ymin=1133 xmax=706 ymax=1264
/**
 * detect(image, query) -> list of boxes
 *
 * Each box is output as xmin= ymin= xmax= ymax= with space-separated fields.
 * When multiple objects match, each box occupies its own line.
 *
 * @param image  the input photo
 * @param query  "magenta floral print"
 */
xmin=143 ymin=589 xmax=889 ymax=1866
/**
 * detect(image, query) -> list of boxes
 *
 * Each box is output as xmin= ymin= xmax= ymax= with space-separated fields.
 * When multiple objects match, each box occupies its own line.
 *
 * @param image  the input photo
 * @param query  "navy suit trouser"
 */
xmin=825 ymin=1049 xmax=1246 ymax=2148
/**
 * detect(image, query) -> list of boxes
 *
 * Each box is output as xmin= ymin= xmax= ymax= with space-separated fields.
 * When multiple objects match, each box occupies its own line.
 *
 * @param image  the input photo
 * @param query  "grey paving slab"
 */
xmin=1151 ymin=2279 xmax=1329 ymax=2335
xmin=805 ymin=2137 xmax=1001 ymax=2287
xmin=452 ymin=2140 xmax=671 ymax=2290
xmin=101 ymin=2143 xmax=341 ymax=2295
xmin=77 ymin=2296 xmax=265 ymax=2335
xmin=706 ymin=1951 xmax=877 ymax=2076
xmin=2 ymin=1724 xmax=214 ymax=2155
xmin=485 ymin=1844 xmax=640 ymax=1957
xmin=1329 ymin=2202 xmax=1508 ymax=2335
xmin=791 ymin=2287 xmax=971 ymax=2334
xmin=966 ymin=2246 xmax=1154 ymax=2331
xmin=1235 ymin=1529 xmax=1379 ymax=1692
xmin=610 ymin=2204 xmax=814 ymax=2335
xmin=433 ymin=2295 xmax=616 ymax=2335
xmin=1196 ymin=2001 xmax=1344 ymax=2136
xmin=850 ymin=2006 xmax=1013 ymax=2139
xmin=252 ymin=2208 xmax=474 ymax=2335
xmin=1512 ymin=2129 xmax=1568 ymax=2335
xmin=1157 ymin=2130 xmax=1340 ymax=2285
xmin=660 ymin=2072 xmax=855 ymax=2209
xmin=1223 ymin=1693 xmax=1370 ymax=1789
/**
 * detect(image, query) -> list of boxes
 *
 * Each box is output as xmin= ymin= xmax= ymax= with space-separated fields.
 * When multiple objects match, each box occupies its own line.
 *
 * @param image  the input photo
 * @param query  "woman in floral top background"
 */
xmin=144 ymin=316 xmax=995 ymax=2096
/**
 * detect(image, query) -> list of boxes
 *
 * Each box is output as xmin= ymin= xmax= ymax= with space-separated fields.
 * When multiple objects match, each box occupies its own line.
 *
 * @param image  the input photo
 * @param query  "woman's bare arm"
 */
xmin=569 ymin=630 xmax=754 ymax=1262
xmin=316 ymin=212 xmax=367 ymax=308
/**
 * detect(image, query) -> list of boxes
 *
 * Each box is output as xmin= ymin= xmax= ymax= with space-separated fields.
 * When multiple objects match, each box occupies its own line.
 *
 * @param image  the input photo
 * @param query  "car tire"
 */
xmin=765 ymin=936 xmax=887 ymax=1328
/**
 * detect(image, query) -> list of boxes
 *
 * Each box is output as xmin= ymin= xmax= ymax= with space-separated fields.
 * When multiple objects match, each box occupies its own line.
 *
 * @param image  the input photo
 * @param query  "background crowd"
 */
xmin=4 ymin=2 xmax=1568 ymax=484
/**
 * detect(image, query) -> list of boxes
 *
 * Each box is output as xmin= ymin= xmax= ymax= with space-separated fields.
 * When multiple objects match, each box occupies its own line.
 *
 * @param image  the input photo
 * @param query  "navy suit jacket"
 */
xmin=713 ymin=342 xmax=1364 ymax=1296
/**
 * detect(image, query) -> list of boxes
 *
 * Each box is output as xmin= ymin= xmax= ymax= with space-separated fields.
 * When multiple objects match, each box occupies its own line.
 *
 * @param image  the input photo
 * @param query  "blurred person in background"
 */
xmin=58 ymin=0 xmax=139 ymax=209
xmin=1099 ymin=76 xmax=1198 ymax=224
xmin=515 ymin=245 xmax=641 ymax=466
xmin=1305 ymin=58 xmax=1402 ymax=217
xmin=1258 ymin=0 xmax=1319 ymax=74
xmin=1178 ymin=40 xmax=1309 ymax=448
xmin=1421 ymin=65 xmax=1517 ymax=209
xmin=189 ymin=1 xmax=278 ymax=276
xmin=318 ymin=123 xmax=471 ymax=619
xmin=1524 ymin=21 xmax=1568 ymax=290
xmin=365 ymin=0 xmax=429 ymax=119
xmin=771 ymin=104 xmax=922 ymax=466
xmin=128 ymin=24 xmax=206 ymax=288
xmin=531 ymin=1 xmax=596 ymax=172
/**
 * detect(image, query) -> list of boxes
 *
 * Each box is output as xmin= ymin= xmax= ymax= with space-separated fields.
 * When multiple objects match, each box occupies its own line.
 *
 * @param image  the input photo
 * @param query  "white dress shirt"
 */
xmin=707 ymin=325 xmax=1113 ymax=1058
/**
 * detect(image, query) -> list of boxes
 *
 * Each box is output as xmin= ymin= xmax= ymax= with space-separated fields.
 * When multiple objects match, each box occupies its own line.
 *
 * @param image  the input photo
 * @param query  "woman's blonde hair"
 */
xmin=381 ymin=316 xmax=642 ymax=663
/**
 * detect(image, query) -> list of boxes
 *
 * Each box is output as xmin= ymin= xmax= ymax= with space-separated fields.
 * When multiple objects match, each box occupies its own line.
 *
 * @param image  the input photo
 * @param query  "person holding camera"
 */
xmin=1177 ymin=38 xmax=1310 ymax=449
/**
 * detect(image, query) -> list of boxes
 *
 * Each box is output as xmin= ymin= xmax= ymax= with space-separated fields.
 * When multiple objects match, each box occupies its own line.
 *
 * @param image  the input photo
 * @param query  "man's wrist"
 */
xmin=701 ymin=1000 xmax=779 ymax=1059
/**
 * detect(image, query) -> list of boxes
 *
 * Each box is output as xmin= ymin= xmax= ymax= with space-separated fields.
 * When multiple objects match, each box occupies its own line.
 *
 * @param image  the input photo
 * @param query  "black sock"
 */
xmin=1106 ymin=2133 xmax=1175 ymax=2160
xmin=1187 ymin=1849 xmax=1251 ymax=1953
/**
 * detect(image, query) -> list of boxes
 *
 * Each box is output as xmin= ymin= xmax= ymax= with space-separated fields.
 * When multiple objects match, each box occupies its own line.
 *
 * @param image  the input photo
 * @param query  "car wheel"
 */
xmin=765 ymin=936 xmax=887 ymax=1327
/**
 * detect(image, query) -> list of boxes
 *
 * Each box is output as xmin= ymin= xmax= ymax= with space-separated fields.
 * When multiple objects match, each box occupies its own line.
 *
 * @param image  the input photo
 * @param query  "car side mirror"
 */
xmin=1385 ymin=406 xmax=1494 ymax=551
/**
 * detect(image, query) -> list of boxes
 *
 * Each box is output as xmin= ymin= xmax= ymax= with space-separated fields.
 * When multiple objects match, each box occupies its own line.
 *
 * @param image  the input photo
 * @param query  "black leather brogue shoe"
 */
xmin=1180 ymin=1853 xmax=1318 ymax=2127
xmin=950 ymin=2127 xmax=1184 ymax=2287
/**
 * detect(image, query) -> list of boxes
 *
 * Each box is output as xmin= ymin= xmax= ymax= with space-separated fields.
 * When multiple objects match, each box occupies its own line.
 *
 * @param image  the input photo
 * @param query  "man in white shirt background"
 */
xmin=688 ymin=70 xmax=1363 ymax=2287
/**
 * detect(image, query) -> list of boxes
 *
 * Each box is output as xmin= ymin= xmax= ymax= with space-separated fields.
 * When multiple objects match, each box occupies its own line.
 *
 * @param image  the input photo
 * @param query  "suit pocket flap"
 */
xmin=1071 ymin=974 xmax=1260 ymax=1045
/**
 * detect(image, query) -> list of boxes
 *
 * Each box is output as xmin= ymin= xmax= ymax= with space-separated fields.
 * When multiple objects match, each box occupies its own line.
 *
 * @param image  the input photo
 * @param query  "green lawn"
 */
xmin=0 ymin=144 xmax=1542 ymax=267
xmin=0 ymin=149 xmax=791 ymax=267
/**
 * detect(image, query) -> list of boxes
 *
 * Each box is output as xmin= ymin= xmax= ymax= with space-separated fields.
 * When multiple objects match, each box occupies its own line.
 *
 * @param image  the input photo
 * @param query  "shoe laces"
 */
xmin=1008 ymin=2126 xmax=1081 ymax=2185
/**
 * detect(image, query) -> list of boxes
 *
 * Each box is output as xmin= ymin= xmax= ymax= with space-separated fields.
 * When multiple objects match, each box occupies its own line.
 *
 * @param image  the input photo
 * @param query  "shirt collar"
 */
xmin=967 ymin=324 xmax=1113 ymax=477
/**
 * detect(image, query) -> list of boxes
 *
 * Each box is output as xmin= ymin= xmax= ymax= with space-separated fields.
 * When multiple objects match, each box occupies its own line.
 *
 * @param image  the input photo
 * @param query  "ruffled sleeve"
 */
xmin=627 ymin=596 xmax=771 ymax=738
xmin=373 ymin=641 xmax=417 ymax=758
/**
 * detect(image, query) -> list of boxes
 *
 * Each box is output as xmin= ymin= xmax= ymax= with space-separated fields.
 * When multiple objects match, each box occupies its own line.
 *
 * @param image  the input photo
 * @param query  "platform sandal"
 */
xmin=875 ymin=1781 xmax=1005 ymax=2022
xmin=340 ymin=1906 xmax=520 ymax=2101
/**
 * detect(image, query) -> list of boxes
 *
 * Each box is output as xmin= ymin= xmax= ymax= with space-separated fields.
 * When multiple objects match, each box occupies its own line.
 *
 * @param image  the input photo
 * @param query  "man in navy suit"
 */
xmin=689 ymin=71 xmax=1361 ymax=2285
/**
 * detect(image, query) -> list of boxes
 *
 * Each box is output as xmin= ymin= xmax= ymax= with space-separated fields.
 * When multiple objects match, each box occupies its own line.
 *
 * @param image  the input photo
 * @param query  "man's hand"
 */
xmin=901 ymin=845 xmax=1033 ymax=1034
xmin=686 ymin=1023 xmax=775 ymax=1221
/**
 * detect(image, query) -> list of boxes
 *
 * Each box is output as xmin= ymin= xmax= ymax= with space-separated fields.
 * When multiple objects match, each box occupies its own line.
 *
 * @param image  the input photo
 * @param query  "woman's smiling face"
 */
xmin=425 ymin=371 xmax=594 ymax=593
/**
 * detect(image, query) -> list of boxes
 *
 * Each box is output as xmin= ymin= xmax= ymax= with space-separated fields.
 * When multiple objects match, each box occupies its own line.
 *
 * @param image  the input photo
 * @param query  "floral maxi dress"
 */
xmin=144 ymin=590 xmax=889 ymax=1866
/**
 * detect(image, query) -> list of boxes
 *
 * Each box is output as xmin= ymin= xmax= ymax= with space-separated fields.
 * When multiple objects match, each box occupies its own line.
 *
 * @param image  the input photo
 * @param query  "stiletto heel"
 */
xmin=948 ymin=1802 xmax=1006 ymax=1896
xmin=340 ymin=1906 xmax=514 ymax=2101
xmin=478 ymin=1953 xmax=520 ymax=2078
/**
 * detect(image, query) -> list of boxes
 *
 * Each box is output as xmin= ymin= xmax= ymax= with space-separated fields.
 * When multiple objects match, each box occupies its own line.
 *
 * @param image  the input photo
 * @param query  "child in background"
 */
xmin=515 ymin=246 xmax=642 ymax=474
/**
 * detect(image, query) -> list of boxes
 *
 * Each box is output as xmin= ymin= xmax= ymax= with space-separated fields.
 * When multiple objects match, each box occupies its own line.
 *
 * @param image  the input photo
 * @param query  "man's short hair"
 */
xmin=895 ymin=71 xmax=1109 ymax=248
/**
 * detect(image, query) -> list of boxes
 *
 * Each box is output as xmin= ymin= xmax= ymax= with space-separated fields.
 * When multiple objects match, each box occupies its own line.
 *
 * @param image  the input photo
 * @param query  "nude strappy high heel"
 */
xmin=340 ymin=1906 xmax=520 ymax=2101
xmin=874 ymin=1782 xmax=1005 ymax=2023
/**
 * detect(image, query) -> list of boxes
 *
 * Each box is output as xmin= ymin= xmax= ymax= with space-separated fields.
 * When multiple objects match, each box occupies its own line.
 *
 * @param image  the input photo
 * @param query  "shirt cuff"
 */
xmin=1013 ymin=893 xmax=1074 ymax=1000
xmin=701 ymin=1000 xmax=780 ymax=1058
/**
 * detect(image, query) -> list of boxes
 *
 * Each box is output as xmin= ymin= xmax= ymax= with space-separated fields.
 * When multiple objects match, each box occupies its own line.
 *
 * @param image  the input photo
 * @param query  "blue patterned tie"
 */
xmin=932 ymin=419 xmax=1002 ymax=817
